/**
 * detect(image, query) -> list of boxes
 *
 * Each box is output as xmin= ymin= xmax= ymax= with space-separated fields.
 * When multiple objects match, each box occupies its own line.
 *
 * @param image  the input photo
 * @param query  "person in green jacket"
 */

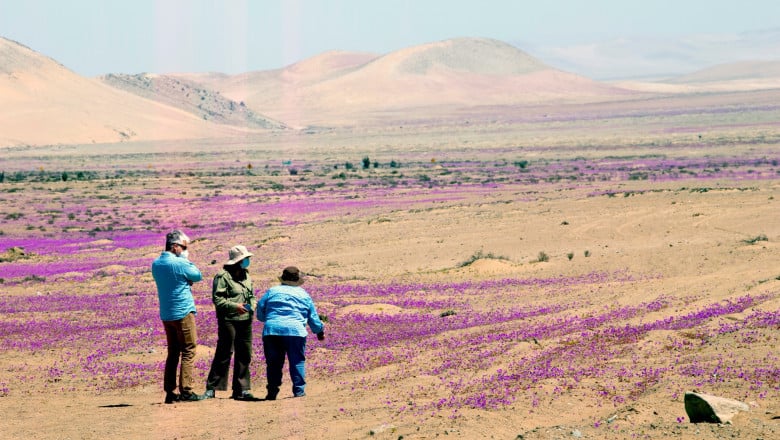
xmin=203 ymin=245 xmax=259 ymax=401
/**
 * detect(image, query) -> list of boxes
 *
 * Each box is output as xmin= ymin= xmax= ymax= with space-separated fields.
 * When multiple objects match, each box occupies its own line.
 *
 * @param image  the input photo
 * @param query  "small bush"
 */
xmin=440 ymin=310 xmax=457 ymax=317
xmin=584 ymin=250 xmax=591 ymax=257
xmin=536 ymin=251 xmax=549 ymax=262
xmin=567 ymin=252 xmax=574 ymax=260
xmin=743 ymin=234 xmax=768 ymax=245
xmin=458 ymin=250 xmax=509 ymax=267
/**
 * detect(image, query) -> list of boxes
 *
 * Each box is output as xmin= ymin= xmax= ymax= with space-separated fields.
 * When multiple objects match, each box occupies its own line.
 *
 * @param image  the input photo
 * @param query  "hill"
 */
xmin=190 ymin=38 xmax=635 ymax=127
xmin=99 ymin=73 xmax=287 ymax=130
xmin=613 ymin=59 xmax=780 ymax=94
xmin=664 ymin=60 xmax=780 ymax=83
xmin=0 ymin=37 xmax=270 ymax=147
xmin=2 ymin=36 xmax=639 ymax=139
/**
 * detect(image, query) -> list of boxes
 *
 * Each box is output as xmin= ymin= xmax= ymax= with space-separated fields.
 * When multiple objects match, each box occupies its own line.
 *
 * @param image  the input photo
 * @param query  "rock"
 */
xmin=684 ymin=391 xmax=750 ymax=424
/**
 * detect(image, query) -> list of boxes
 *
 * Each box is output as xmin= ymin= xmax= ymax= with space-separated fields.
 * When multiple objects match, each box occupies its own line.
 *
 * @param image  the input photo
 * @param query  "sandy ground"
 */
xmin=1 ymin=169 xmax=778 ymax=439
xmin=1 ymin=88 xmax=780 ymax=438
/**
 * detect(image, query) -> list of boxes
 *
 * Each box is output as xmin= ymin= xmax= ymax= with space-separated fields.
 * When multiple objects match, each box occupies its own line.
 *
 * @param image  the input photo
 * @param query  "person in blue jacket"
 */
xmin=256 ymin=266 xmax=324 ymax=400
xmin=151 ymin=229 xmax=205 ymax=404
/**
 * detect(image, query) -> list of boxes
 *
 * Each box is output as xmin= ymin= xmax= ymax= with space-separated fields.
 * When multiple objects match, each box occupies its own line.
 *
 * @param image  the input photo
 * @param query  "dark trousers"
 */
xmin=162 ymin=312 xmax=197 ymax=395
xmin=206 ymin=319 xmax=253 ymax=393
xmin=263 ymin=335 xmax=307 ymax=397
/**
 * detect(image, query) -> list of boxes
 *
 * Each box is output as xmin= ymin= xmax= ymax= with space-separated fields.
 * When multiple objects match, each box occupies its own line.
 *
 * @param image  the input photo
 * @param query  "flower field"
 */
xmin=1 ymin=140 xmax=779 ymax=438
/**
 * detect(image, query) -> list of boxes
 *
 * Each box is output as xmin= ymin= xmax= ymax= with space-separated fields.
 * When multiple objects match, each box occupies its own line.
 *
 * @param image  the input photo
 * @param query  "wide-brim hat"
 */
xmin=279 ymin=266 xmax=304 ymax=286
xmin=225 ymin=245 xmax=253 ymax=265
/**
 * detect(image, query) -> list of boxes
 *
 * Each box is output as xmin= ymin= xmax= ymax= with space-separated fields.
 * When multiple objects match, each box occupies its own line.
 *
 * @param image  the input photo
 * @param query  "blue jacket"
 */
xmin=151 ymin=251 xmax=203 ymax=321
xmin=256 ymin=284 xmax=324 ymax=337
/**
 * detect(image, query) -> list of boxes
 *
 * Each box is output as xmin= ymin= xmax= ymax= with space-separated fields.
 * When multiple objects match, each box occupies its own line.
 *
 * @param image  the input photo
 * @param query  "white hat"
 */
xmin=225 ymin=245 xmax=253 ymax=265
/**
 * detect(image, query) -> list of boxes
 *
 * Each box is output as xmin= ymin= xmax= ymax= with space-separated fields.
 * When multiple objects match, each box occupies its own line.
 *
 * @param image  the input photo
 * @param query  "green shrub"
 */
xmin=743 ymin=234 xmax=768 ymax=244
xmin=458 ymin=250 xmax=509 ymax=267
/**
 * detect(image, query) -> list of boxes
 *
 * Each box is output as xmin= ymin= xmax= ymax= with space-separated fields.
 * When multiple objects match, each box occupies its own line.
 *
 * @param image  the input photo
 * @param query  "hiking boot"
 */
xmin=232 ymin=391 xmax=261 ymax=401
xmin=180 ymin=392 xmax=205 ymax=402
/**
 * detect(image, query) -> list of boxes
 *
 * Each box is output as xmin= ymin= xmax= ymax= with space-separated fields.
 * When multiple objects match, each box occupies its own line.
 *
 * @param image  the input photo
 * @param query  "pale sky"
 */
xmin=1 ymin=0 xmax=778 ymax=78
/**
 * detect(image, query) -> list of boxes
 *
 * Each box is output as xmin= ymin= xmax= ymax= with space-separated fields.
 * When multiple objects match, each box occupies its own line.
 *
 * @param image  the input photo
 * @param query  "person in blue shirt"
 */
xmin=151 ymin=229 xmax=205 ymax=404
xmin=256 ymin=266 xmax=325 ymax=400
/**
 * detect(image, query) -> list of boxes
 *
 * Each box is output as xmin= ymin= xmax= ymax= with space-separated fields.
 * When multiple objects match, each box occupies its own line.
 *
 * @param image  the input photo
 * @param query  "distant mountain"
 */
xmin=527 ymin=28 xmax=780 ymax=81
xmin=173 ymin=50 xmax=380 ymax=114
xmin=0 ymin=37 xmax=274 ymax=147
xmin=663 ymin=60 xmax=780 ymax=83
xmin=99 ymin=73 xmax=287 ymax=129
xmin=1 ymin=36 xmax=640 ymax=142
xmin=197 ymin=38 xmax=634 ymax=127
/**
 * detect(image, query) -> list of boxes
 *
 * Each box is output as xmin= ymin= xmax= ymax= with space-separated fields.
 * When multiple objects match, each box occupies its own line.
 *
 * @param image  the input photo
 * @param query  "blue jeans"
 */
xmin=262 ymin=335 xmax=307 ymax=397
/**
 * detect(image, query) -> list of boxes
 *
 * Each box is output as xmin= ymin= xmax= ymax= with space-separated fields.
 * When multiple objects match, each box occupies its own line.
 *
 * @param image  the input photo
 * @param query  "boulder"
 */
xmin=684 ymin=391 xmax=749 ymax=424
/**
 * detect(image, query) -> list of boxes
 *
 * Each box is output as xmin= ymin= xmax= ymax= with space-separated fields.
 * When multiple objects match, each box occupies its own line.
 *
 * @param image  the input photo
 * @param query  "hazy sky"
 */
xmin=1 ymin=0 xmax=778 ymax=77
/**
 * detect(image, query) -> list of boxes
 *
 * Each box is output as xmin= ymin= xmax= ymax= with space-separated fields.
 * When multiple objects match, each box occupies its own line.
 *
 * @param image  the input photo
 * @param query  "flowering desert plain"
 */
xmin=1 ymin=38 xmax=780 ymax=440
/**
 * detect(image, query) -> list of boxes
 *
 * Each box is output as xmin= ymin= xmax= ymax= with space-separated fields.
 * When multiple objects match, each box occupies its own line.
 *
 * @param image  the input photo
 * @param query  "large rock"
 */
xmin=684 ymin=391 xmax=750 ymax=424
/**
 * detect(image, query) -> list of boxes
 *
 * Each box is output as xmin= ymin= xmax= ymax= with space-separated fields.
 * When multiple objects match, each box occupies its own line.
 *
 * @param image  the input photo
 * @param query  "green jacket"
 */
xmin=212 ymin=269 xmax=256 ymax=321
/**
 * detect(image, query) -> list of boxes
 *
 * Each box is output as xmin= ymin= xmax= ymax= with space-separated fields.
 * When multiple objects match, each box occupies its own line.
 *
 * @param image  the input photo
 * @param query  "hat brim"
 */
xmin=225 ymin=252 xmax=253 ymax=266
xmin=279 ymin=277 xmax=304 ymax=286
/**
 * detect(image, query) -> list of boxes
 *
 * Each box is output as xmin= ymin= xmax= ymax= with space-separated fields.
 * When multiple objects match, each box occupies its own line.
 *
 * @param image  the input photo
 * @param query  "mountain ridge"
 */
xmin=4 ymin=35 xmax=779 ymax=146
xmin=99 ymin=73 xmax=287 ymax=129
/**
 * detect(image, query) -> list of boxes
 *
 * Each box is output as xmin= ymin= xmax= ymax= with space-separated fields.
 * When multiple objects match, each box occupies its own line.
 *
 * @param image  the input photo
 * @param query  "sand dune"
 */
xmin=172 ymin=51 xmax=379 ymax=107
xmin=665 ymin=60 xmax=780 ymax=83
xmin=612 ymin=59 xmax=780 ymax=93
xmin=0 ymin=38 xmax=262 ymax=147
xmin=4 ymin=35 xmax=780 ymax=145
xmin=205 ymin=38 xmax=637 ymax=127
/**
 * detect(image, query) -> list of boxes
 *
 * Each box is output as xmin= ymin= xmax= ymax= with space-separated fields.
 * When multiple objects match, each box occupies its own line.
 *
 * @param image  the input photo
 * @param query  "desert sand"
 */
xmin=0 ymin=36 xmax=779 ymax=440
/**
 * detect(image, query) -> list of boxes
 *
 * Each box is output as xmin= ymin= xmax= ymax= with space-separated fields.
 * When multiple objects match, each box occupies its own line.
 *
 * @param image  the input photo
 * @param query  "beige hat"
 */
xmin=225 ymin=245 xmax=253 ymax=265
